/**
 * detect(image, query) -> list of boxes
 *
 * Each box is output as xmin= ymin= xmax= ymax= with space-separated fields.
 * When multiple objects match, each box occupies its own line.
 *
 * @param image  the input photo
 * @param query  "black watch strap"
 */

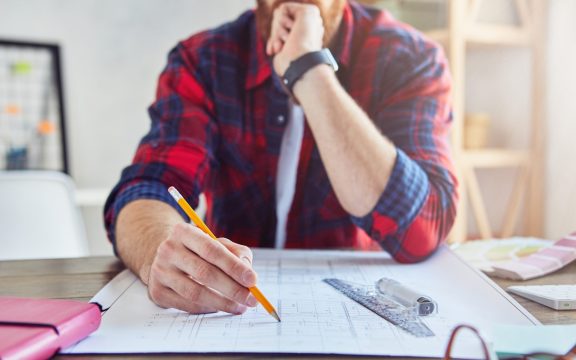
xmin=282 ymin=49 xmax=338 ymax=95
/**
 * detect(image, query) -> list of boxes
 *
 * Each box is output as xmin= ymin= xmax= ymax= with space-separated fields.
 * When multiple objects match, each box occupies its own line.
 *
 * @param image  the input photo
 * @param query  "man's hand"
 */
xmin=116 ymin=200 xmax=259 ymax=315
xmin=146 ymin=223 xmax=259 ymax=314
xmin=266 ymin=2 xmax=324 ymax=76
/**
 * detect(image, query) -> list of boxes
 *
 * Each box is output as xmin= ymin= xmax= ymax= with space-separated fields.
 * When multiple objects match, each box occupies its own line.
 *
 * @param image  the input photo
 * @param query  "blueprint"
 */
xmin=65 ymin=246 xmax=538 ymax=358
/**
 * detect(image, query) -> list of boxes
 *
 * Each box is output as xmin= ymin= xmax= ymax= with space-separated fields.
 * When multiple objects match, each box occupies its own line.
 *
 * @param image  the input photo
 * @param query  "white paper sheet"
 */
xmin=66 ymin=246 xmax=538 ymax=358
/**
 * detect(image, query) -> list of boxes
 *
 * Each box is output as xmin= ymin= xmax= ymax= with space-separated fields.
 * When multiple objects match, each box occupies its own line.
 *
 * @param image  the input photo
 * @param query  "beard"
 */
xmin=255 ymin=0 xmax=346 ymax=47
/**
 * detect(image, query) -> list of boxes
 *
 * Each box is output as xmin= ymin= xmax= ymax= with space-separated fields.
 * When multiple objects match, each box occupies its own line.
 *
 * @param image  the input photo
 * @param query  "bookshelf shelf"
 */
xmin=466 ymin=24 xmax=531 ymax=46
xmin=426 ymin=25 xmax=531 ymax=47
xmin=463 ymin=149 xmax=529 ymax=168
xmin=425 ymin=29 xmax=449 ymax=44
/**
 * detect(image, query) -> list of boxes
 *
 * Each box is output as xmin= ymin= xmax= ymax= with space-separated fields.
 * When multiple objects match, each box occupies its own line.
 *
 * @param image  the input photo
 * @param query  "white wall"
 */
xmin=0 ymin=0 xmax=251 ymax=255
xmin=545 ymin=0 xmax=576 ymax=239
xmin=1 ymin=0 xmax=574 ymax=256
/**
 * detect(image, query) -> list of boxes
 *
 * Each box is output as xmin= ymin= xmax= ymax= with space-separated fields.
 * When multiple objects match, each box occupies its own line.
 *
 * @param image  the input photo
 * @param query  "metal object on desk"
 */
xmin=376 ymin=277 xmax=437 ymax=316
xmin=323 ymin=278 xmax=435 ymax=338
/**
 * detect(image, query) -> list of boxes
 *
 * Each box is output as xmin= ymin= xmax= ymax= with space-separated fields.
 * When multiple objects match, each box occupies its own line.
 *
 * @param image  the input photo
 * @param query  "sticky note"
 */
xmin=37 ymin=120 xmax=55 ymax=135
xmin=10 ymin=61 xmax=32 ymax=75
xmin=4 ymin=104 xmax=21 ymax=115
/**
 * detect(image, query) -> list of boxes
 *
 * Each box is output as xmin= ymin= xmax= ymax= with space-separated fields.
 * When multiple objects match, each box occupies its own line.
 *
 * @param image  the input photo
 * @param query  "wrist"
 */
xmin=281 ymin=48 xmax=338 ymax=102
xmin=276 ymin=46 xmax=320 ymax=76
xmin=292 ymin=65 xmax=337 ymax=100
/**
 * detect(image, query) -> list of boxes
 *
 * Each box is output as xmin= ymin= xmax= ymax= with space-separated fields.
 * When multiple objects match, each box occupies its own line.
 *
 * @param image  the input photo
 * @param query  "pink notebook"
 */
xmin=492 ymin=232 xmax=576 ymax=280
xmin=0 ymin=297 xmax=101 ymax=360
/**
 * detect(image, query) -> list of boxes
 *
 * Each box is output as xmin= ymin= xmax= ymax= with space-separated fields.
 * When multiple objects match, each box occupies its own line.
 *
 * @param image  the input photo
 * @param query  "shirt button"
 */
xmin=276 ymin=115 xmax=285 ymax=125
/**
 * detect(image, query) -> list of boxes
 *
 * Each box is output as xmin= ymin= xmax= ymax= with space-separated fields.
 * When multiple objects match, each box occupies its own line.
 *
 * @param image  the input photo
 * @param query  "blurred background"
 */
xmin=0 ymin=0 xmax=574 ymax=258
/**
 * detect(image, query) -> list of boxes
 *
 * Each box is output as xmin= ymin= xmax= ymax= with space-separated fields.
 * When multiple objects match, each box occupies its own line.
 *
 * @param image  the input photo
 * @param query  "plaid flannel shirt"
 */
xmin=104 ymin=1 xmax=458 ymax=263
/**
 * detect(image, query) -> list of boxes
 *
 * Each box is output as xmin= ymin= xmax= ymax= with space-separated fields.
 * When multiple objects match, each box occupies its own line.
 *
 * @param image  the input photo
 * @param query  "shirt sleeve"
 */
xmin=351 ymin=36 xmax=458 ymax=263
xmin=104 ymin=40 xmax=218 ymax=251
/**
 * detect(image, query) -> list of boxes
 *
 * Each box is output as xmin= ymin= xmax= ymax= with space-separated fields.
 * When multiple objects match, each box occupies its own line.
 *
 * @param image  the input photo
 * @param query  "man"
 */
xmin=104 ymin=0 xmax=457 ymax=316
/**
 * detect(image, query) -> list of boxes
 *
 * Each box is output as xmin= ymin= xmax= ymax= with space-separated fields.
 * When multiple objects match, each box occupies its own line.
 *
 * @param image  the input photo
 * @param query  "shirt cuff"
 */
xmin=104 ymin=180 xmax=188 ymax=254
xmin=351 ymin=149 xmax=430 ymax=233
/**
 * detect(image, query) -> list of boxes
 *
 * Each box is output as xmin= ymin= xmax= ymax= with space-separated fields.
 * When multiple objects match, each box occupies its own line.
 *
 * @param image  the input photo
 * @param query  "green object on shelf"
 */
xmin=11 ymin=61 xmax=32 ymax=75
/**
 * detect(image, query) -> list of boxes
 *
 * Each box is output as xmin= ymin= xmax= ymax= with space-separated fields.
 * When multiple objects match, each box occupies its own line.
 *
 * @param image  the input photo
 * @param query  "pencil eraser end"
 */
xmin=168 ymin=186 xmax=182 ymax=201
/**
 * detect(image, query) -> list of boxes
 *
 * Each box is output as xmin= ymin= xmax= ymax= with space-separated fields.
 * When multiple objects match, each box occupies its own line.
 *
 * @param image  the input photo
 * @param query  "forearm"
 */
xmin=264 ymin=2 xmax=395 ymax=216
xmin=115 ymin=199 xmax=183 ymax=284
xmin=294 ymin=66 xmax=397 ymax=217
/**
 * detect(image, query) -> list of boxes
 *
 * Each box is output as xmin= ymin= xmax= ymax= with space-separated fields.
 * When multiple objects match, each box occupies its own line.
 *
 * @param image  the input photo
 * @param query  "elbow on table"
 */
xmin=388 ymin=219 xmax=448 ymax=264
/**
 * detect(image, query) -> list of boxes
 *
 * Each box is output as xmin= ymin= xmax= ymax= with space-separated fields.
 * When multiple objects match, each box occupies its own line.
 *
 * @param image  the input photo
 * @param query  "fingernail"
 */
xmin=242 ymin=269 xmax=256 ymax=286
xmin=234 ymin=304 xmax=248 ymax=314
xmin=246 ymin=294 xmax=258 ymax=307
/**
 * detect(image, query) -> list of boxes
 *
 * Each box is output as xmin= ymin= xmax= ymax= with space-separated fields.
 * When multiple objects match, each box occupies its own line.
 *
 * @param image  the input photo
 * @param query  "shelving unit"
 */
xmin=362 ymin=0 xmax=547 ymax=242
xmin=439 ymin=0 xmax=546 ymax=242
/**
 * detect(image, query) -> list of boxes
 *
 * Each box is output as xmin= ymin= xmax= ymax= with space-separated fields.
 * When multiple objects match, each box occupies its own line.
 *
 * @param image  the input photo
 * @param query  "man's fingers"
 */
xmin=176 ymin=224 xmax=258 ymax=287
xmin=147 ymin=264 xmax=219 ymax=314
xmin=279 ymin=15 xmax=294 ymax=30
xmin=273 ymin=6 xmax=294 ymax=31
xmin=148 ymin=283 xmax=217 ymax=314
xmin=268 ymin=19 xmax=287 ymax=55
xmin=151 ymin=226 xmax=259 ymax=315
xmin=267 ymin=6 xmax=295 ymax=56
xmin=217 ymin=237 xmax=253 ymax=265
xmin=266 ymin=2 xmax=323 ymax=61
xmin=169 ymin=247 xmax=255 ymax=306
xmin=266 ymin=40 xmax=272 ymax=56
xmin=165 ymin=270 xmax=249 ymax=315
xmin=267 ymin=34 xmax=282 ymax=56
xmin=277 ymin=26 xmax=290 ymax=42
xmin=273 ymin=39 xmax=283 ymax=54
xmin=275 ymin=3 xmax=323 ymax=34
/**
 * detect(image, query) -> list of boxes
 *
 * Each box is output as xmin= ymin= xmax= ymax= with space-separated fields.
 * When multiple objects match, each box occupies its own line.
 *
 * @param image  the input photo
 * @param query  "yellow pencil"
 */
xmin=168 ymin=186 xmax=281 ymax=322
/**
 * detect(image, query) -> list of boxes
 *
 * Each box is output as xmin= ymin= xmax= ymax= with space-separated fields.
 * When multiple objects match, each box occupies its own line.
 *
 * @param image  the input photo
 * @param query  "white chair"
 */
xmin=0 ymin=171 xmax=89 ymax=260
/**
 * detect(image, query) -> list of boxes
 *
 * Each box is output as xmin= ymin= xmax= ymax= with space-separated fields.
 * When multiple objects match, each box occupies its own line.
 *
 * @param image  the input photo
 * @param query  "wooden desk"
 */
xmin=1 ymin=256 xmax=575 ymax=359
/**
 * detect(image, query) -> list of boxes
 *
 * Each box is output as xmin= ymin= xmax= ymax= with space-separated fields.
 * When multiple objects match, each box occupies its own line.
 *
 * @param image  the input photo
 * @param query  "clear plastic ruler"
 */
xmin=323 ymin=278 xmax=435 ymax=338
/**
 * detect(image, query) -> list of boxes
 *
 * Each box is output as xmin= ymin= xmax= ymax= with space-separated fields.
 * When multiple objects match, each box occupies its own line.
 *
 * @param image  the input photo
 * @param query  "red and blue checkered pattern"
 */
xmin=104 ymin=1 xmax=458 ymax=263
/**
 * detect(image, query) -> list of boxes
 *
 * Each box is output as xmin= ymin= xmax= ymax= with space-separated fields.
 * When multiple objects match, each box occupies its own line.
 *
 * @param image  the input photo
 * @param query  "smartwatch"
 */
xmin=281 ymin=48 xmax=339 ymax=96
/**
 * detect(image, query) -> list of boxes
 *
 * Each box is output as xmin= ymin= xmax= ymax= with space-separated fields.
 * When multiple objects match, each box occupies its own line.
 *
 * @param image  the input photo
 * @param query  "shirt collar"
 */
xmin=245 ymin=1 xmax=355 ymax=91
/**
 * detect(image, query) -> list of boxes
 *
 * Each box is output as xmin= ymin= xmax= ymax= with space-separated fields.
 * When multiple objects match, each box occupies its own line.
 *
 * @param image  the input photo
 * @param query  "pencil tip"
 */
xmin=271 ymin=311 xmax=281 ymax=322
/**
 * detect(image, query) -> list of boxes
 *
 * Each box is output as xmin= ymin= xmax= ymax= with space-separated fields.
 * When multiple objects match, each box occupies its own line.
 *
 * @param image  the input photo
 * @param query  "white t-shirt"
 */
xmin=274 ymin=105 xmax=304 ymax=248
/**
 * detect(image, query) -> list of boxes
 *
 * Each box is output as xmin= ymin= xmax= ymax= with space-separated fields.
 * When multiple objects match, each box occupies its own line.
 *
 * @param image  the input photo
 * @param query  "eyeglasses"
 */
xmin=444 ymin=324 xmax=576 ymax=360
